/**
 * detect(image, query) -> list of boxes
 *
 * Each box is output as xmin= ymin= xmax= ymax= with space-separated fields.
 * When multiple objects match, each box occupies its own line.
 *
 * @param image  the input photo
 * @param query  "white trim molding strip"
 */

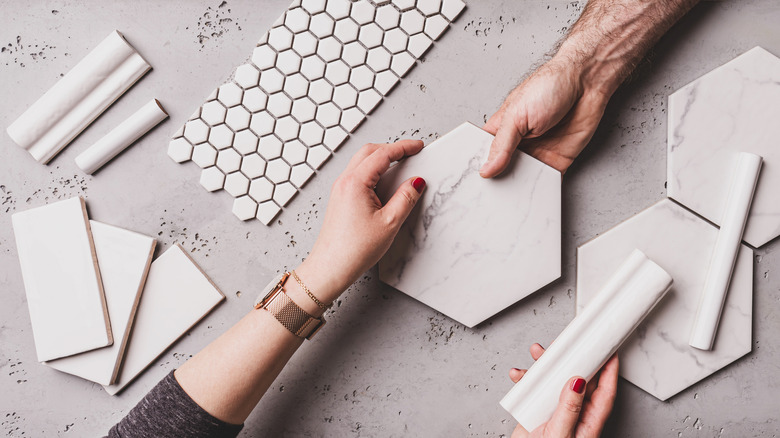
xmin=500 ymin=250 xmax=673 ymax=432
xmin=7 ymin=30 xmax=151 ymax=164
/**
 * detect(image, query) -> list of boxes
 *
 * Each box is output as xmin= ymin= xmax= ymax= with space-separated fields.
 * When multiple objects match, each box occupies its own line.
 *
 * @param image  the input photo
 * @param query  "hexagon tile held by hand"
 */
xmin=576 ymin=199 xmax=752 ymax=401
xmin=377 ymin=122 xmax=562 ymax=328
xmin=167 ymin=0 xmax=467 ymax=225
xmin=668 ymin=46 xmax=780 ymax=247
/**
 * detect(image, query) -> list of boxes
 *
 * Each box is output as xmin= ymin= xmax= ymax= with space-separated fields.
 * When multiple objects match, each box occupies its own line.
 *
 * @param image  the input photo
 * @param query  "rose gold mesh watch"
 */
xmin=254 ymin=272 xmax=325 ymax=340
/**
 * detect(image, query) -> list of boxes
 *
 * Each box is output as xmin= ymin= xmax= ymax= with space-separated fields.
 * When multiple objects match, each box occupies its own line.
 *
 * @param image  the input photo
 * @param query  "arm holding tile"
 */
xmin=171 ymin=140 xmax=427 ymax=426
xmin=480 ymin=0 xmax=699 ymax=177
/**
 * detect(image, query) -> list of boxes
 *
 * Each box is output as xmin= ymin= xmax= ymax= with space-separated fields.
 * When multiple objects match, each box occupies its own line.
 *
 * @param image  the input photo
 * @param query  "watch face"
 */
xmin=254 ymin=273 xmax=285 ymax=307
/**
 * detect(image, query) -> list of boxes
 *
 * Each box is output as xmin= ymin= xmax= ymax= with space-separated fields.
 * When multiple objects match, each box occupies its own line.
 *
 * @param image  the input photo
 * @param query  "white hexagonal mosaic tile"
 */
xmin=667 ymin=46 xmax=780 ymax=248
xmin=576 ymin=199 xmax=752 ymax=401
xmin=169 ymin=0 xmax=466 ymax=225
xmin=377 ymin=123 xmax=562 ymax=328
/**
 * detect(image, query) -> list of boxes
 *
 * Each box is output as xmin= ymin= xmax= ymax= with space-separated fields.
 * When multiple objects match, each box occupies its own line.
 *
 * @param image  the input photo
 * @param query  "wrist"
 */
xmin=289 ymin=260 xmax=344 ymax=313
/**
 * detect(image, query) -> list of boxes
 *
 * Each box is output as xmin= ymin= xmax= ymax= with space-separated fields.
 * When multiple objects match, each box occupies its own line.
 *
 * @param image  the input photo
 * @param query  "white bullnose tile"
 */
xmin=168 ymin=0 xmax=466 ymax=224
xmin=502 ymin=250 xmax=672 ymax=431
xmin=668 ymin=46 xmax=780 ymax=247
xmin=46 ymin=221 xmax=156 ymax=386
xmin=377 ymin=123 xmax=561 ymax=328
xmin=576 ymin=199 xmax=753 ymax=401
xmin=104 ymin=245 xmax=224 ymax=395
xmin=12 ymin=197 xmax=112 ymax=362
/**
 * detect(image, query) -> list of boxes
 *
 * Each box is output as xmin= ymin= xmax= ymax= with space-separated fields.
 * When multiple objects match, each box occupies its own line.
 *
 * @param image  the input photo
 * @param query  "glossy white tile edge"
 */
xmin=6 ymin=30 xmax=151 ymax=164
xmin=46 ymin=221 xmax=156 ymax=385
xmin=689 ymin=153 xmax=761 ymax=350
xmin=11 ymin=197 xmax=112 ymax=361
xmin=500 ymin=250 xmax=672 ymax=432
xmin=75 ymin=99 xmax=168 ymax=174
xmin=378 ymin=122 xmax=561 ymax=328
xmin=103 ymin=244 xmax=225 ymax=395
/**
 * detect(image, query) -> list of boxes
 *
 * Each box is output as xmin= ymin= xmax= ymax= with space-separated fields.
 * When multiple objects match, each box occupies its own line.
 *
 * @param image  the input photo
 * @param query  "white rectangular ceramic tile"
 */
xmin=7 ymin=31 xmax=151 ymax=164
xmin=168 ymin=0 xmax=467 ymax=225
xmin=46 ymin=221 xmax=156 ymax=385
xmin=103 ymin=244 xmax=225 ymax=395
xmin=12 ymin=197 xmax=112 ymax=362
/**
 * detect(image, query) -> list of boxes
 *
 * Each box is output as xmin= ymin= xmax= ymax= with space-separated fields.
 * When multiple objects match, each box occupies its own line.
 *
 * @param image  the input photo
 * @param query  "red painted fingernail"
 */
xmin=571 ymin=378 xmax=586 ymax=394
xmin=412 ymin=177 xmax=426 ymax=193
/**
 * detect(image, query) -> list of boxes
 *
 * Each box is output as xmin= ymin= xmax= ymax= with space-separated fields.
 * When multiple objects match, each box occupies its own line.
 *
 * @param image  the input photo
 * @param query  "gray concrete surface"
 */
xmin=1 ymin=0 xmax=779 ymax=436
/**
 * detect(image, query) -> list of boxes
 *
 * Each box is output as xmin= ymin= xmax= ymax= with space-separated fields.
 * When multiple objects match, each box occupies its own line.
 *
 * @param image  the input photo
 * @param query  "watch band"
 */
xmin=254 ymin=272 xmax=325 ymax=340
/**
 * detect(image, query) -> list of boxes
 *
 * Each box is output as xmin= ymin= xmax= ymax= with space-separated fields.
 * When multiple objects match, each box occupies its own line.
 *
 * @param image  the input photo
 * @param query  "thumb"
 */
xmin=479 ymin=109 xmax=524 ymax=178
xmin=382 ymin=176 xmax=426 ymax=226
xmin=544 ymin=377 xmax=587 ymax=437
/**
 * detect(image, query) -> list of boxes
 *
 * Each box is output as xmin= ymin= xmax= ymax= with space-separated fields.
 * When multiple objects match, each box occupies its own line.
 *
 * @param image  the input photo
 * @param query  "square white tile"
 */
xmin=12 ymin=197 xmax=112 ymax=362
xmin=103 ymin=245 xmax=225 ymax=395
xmin=46 ymin=221 xmax=156 ymax=385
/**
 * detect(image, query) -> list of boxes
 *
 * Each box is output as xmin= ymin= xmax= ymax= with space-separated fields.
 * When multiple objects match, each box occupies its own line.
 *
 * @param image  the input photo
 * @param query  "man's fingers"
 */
xmin=480 ymin=110 xmax=525 ymax=178
xmin=354 ymin=139 xmax=424 ymax=188
xmin=381 ymin=176 xmax=425 ymax=228
xmin=544 ymin=376 xmax=587 ymax=437
xmin=483 ymin=110 xmax=504 ymax=135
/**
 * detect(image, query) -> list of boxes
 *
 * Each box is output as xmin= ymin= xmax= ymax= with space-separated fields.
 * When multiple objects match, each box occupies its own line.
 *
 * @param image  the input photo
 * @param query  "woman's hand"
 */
xmin=480 ymin=57 xmax=610 ymax=177
xmin=296 ymin=140 xmax=427 ymax=304
xmin=510 ymin=343 xmax=618 ymax=438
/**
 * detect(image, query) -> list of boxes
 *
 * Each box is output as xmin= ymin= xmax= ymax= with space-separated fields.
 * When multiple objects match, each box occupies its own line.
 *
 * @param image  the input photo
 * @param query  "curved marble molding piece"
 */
xmin=168 ymin=0 xmax=466 ymax=225
xmin=46 ymin=221 xmax=156 ymax=386
xmin=577 ymin=199 xmax=753 ymax=401
xmin=75 ymin=99 xmax=168 ymax=174
xmin=667 ymin=46 xmax=780 ymax=247
xmin=501 ymin=250 xmax=672 ymax=432
xmin=7 ymin=31 xmax=151 ymax=164
xmin=376 ymin=122 xmax=561 ymax=328
xmin=690 ymin=153 xmax=761 ymax=351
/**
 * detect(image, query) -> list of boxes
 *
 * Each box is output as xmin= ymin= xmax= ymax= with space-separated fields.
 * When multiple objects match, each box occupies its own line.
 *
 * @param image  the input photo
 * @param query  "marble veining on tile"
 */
xmin=168 ymin=0 xmax=466 ymax=225
xmin=377 ymin=122 xmax=561 ymax=328
xmin=667 ymin=46 xmax=780 ymax=247
xmin=576 ymin=199 xmax=753 ymax=401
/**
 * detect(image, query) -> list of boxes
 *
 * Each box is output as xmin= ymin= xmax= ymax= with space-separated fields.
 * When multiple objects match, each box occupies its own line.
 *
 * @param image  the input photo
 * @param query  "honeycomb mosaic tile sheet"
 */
xmin=168 ymin=0 xmax=466 ymax=225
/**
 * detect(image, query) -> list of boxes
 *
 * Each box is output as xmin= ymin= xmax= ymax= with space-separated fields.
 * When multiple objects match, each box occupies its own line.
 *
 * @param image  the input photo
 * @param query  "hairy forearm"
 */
xmin=556 ymin=0 xmax=700 ymax=95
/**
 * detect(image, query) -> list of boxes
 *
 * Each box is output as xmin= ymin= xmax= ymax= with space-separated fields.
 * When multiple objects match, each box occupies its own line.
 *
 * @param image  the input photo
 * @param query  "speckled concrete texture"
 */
xmin=1 ymin=1 xmax=779 ymax=436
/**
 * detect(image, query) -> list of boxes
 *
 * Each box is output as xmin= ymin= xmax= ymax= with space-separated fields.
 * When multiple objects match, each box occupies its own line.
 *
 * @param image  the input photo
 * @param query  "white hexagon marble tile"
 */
xmin=576 ymin=199 xmax=752 ymax=401
xmin=168 ymin=0 xmax=467 ymax=225
xmin=668 ymin=47 xmax=780 ymax=247
xmin=377 ymin=122 xmax=562 ymax=328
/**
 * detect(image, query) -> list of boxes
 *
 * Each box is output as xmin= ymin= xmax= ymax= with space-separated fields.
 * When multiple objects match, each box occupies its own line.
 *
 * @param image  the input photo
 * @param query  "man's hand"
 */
xmin=481 ymin=0 xmax=700 ymax=178
xmin=480 ymin=59 xmax=609 ymax=177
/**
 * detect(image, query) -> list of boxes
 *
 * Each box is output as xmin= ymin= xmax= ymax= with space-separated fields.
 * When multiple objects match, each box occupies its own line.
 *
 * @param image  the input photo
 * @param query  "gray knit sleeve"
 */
xmin=106 ymin=371 xmax=244 ymax=438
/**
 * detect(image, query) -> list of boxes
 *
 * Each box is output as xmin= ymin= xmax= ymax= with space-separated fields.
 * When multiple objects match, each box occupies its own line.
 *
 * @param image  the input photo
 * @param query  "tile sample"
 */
xmin=576 ymin=199 xmax=753 ymax=401
xmin=75 ymin=99 xmax=168 ymax=174
xmin=7 ymin=31 xmax=151 ymax=164
xmin=377 ymin=122 xmax=562 ymax=328
xmin=502 ymin=250 xmax=672 ymax=432
xmin=11 ymin=197 xmax=112 ymax=362
xmin=168 ymin=0 xmax=467 ymax=225
xmin=46 ymin=221 xmax=156 ymax=385
xmin=667 ymin=46 xmax=780 ymax=247
xmin=104 ymin=244 xmax=225 ymax=395
xmin=689 ymin=153 xmax=761 ymax=351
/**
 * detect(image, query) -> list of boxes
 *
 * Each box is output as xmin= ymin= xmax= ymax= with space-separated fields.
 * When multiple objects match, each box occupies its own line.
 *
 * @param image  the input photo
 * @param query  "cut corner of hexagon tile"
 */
xmin=667 ymin=46 xmax=780 ymax=248
xmin=290 ymin=163 xmax=315 ymax=188
xmin=273 ymin=182 xmax=298 ymax=207
xmin=576 ymin=198 xmax=752 ymax=401
xmin=232 ymin=196 xmax=259 ymax=221
xmin=168 ymin=137 xmax=193 ymax=163
xmin=377 ymin=122 xmax=562 ymax=328
xmin=256 ymin=200 xmax=282 ymax=225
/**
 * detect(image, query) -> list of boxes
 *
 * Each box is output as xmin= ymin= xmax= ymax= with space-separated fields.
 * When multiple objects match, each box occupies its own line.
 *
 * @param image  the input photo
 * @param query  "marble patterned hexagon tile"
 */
xmin=168 ymin=0 xmax=466 ymax=225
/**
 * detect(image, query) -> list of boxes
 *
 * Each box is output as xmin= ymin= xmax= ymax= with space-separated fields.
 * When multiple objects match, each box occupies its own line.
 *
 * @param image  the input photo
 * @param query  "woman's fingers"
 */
xmin=354 ymin=139 xmax=424 ymax=188
xmin=381 ymin=176 xmax=426 ymax=228
xmin=530 ymin=343 xmax=545 ymax=361
xmin=509 ymin=368 xmax=527 ymax=383
xmin=542 ymin=376 xmax=587 ymax=437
